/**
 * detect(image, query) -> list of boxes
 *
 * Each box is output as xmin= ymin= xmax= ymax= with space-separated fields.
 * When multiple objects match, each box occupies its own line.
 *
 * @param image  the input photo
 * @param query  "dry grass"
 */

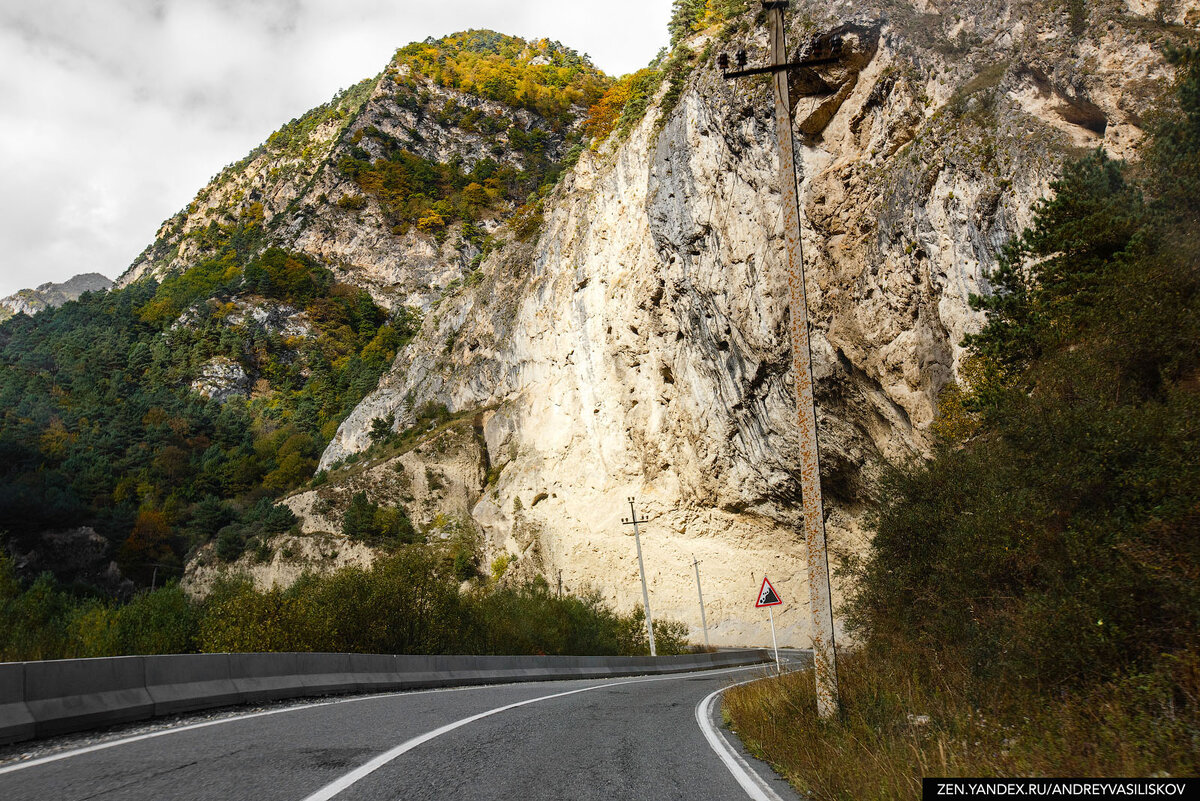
xmin=723 ymin=650 xmax=1200 ymax=801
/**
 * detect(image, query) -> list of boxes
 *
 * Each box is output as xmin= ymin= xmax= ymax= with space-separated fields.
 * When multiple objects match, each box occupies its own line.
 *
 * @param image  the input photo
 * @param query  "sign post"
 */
xmin=756 ymin=577 xmax=783 ymax=673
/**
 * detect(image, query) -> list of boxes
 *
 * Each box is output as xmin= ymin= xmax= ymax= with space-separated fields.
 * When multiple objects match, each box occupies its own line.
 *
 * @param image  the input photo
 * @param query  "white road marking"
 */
xmin=298 ymin=663 xmax=772 ymax=801
xmin=0 ymin=679 xmax=612 ymax=777
xmin=299 ymin=681 xmax=637 ymax=801
xmin=695 ymin=676 xmax=793 ymax=801
xmin=0 ymin=693 xmax=401 ymax=776
xmin=0 ymin=661 xmax=771 ymax=783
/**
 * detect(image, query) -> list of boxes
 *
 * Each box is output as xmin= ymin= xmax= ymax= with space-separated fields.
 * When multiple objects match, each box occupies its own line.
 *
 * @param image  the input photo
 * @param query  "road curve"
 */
xmin=0 ymin=657 xmax=806 ymax=801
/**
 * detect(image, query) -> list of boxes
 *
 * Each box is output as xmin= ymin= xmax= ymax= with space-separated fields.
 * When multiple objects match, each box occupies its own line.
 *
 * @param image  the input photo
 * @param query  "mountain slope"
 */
xmin=0 ymin=32 xmax=611 ymax=596
xmin=2 ymin=8 xmax=1194 ymax=645
xmin=0 ymin=273 xmax=112 ymax=321
xmin=300 ymin=1 xmax=1196 ymax=646
xmin=119 ymin=31 xmax=610 ymax=311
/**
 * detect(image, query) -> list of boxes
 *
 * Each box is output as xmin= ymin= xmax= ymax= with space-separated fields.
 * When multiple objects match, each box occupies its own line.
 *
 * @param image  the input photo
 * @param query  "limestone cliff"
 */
xmin=146 ymin=4 xmax=1197 ymax=645
xmin=311 ymin=1 xmax=1195 ymax=646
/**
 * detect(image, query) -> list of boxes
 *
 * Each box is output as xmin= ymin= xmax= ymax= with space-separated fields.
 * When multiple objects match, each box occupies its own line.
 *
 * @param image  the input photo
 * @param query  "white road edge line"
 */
xmin=0 ymin=693 xmax=395 ymax=776
xmin=299 ymin=663 xmax=769 ymax=801
xmin=695 ymin=677 xmax=789 ymax=801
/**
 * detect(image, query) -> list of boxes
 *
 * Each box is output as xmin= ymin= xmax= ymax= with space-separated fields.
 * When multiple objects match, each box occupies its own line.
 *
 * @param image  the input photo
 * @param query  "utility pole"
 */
xmin=557 ymin=569 xmax=563 ymax=600
xmin=720 ymin=1 xmax=841 ymax=717
xmin=691 ymin=555 xmax=710 ymax=650
xmin=621 ymin=497 xmax=656 ymax=657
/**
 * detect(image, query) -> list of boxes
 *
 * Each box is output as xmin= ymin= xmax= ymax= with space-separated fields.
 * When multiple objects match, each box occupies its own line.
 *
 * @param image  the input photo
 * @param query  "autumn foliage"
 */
xmin=393 ymin=31 xmax=610 ymax=128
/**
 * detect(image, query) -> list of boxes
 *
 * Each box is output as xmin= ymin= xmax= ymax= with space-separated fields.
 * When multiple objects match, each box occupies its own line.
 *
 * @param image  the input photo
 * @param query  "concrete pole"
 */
xmin=692 ymin=555 xmax=710 ymax=650
xmin=767 ymin=2 xmax=840 ymax=717
xmin=627 ymin=498 xmax=657 ymax=657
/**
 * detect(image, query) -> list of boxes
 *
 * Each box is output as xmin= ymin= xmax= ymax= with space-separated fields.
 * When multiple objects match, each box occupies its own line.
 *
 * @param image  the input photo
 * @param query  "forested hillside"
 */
xmin=0 ymin=240 xmax=408 ymax=588
xmin=0 ymin=31 xmax=615 ymax=594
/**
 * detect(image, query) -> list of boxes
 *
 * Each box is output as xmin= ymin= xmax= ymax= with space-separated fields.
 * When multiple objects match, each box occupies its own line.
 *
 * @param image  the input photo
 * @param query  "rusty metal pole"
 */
xmin=766 ymin=1 xmax=840 ymax=718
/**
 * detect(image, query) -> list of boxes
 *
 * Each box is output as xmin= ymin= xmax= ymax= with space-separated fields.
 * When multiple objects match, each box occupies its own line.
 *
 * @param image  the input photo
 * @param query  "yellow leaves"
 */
xmin=264 ymin=451 xmax=316 ymax=493
xmin=584 ymin=81 xmax=632 ymax=141
xmin=240 ymin=201 xmax=265 ymax=225
xmin=197 ymin=584 xmax=314 ymax=654
xmin=39 ymin=417 xmax=73 ymax=459
xmin=137 ymin=297 xmax=177 ymax=326
xmin=491 ymin=554 xmax=513 ymax=582
xmin=584 ymin=68 xmax=658 ymax=143
xmin=113 ymin=475 xmax=138 ymax=504
xmin=359 ymin=338 xmax=393 ymax=369
xmin=462 ymin=182 xmax=489 ymax=207
xmin=67 ymin=603 xmax=120 ymax=658
xmin=700 ymin=0 xmax=726 ymax=29
xmin=119 ymin=507 xmax=175 ymax=572
xmin=417 ymin=210 xmax=446 ymax=231
xmin=931 ymin=381 xmax=981 ymax=444
xmin=395 ymin=33 xmax=611 ymax=121
xmin=483 ymin=177 xmax=506 ymax=198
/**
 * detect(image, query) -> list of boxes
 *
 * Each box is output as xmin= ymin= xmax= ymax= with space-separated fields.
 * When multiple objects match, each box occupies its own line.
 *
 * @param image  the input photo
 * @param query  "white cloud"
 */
xmin=0 ymin=0 xmax=673 ymax=296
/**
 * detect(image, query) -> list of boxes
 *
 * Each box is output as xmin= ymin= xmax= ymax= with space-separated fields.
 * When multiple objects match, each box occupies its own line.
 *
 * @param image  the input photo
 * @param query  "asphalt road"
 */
xmin=0 ymin=655 xmax=808 ymax=801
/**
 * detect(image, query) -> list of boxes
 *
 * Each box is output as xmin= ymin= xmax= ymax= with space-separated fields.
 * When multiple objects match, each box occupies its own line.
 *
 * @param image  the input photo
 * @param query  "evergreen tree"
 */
xmin=669 ymin=0 xmax=707 ymax=46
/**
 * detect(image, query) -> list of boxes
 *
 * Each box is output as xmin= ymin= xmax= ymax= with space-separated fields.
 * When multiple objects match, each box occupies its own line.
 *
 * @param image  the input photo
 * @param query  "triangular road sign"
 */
xmin=756 ymin=576 xmax=782 ymax=607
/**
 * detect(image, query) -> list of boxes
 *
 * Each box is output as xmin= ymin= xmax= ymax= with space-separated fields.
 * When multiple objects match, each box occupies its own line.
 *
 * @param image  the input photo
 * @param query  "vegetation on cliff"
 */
xmin=0 ymin=550 xmax=690 ymax=661
xmin=726 ymin=46 xmax=1200 ymax=795
xmin=584 ymin=0 xmax=746 ymax=144
xmin=337 ymin=123 xmax=557 ymax=237
xmin=0 ymin=218 xmax=414 ymax=585
xmin=0 ymin=29 xmax=628 ymax=601
xmin=393 ymin=30 xmax=610 ymax=129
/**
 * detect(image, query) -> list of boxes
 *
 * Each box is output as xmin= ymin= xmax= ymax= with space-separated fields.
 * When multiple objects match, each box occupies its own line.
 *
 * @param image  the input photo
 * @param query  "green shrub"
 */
xmin=0 ymin=571 xmax=73 ymax=661
xmin=114 ymin=585 xmax=197 ymax=655
xmin=452 ymin=550 xmax=478 ymax=581
xmin=215 ymin=524 xmax=247 ymax=562
xmin=848 ymin=47 xmax=1200 ymax=691
xmin=342 ymin=491 xmax=417 ymax=546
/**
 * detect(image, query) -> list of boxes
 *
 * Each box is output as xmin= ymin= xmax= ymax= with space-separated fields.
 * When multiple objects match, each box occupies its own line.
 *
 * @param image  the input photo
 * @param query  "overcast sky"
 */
xmin=0 ymin=0 xmax=673 ymax=298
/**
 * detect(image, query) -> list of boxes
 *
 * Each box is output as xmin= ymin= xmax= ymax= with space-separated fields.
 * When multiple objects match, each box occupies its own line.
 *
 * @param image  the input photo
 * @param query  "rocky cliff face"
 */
xmin=0 ymin=273 xmax=112 ymax=321
xmin=151 ymin=3 xmax=1196 ymax=645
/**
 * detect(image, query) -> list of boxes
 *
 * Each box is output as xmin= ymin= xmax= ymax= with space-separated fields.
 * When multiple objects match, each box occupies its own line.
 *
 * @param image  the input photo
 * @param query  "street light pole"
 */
xmin=622 ymin=497 xmax=656 ymax=657
xmin=720 ymin=0 xmax=841 ymax=717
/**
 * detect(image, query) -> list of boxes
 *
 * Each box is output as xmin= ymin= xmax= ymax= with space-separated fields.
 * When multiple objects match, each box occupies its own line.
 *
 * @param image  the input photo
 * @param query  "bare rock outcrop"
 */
xmin=315 ymin=1 xmax=1194 ymax=646
xmin=0 ymin=273 xmax=112 ymax=321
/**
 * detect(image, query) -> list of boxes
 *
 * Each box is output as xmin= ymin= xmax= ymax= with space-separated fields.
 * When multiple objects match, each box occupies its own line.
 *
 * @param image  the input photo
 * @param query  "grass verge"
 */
xmin=723 ymin=649 xmax=1200 ymax=800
